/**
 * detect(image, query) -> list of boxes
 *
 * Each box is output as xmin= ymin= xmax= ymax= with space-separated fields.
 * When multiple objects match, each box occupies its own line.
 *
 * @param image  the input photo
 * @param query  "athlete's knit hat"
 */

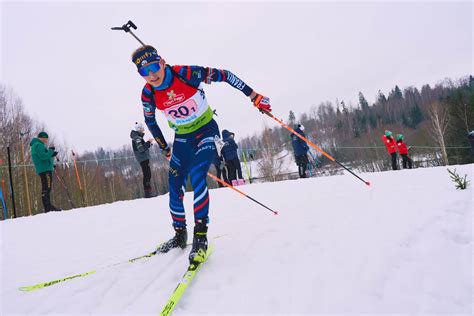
xmin=132 ymin=46 xmax=161 ymax=70
xmin=396 ymin=134 xmax=404 ymax=141
xmin=37 ymin=131 xmax=49 ymax=139
xmin=385 ymin=130 xmax=392 ymax=137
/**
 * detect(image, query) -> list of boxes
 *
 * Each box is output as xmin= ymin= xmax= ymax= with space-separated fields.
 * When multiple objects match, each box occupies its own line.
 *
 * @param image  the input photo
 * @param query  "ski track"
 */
xmin=1 ymin=164 xmax=472 ymax=315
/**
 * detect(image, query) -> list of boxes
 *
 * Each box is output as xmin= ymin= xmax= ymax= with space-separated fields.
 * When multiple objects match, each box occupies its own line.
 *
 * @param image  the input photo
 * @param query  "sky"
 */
xmin=1 ymin=0 xmax=472 ymax=153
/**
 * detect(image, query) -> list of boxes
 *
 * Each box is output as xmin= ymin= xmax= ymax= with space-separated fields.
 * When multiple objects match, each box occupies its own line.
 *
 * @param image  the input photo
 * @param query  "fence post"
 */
xmin=72 ymin=150 xmax=86 ymax=207
xmin=7 ymin=146 xmax=17 ymax=218
xmin=0 ymin=159 xmax=8 ymax=219
xmin=241 ymin=149 xmax=252 ymax=184
xmin=20 ymin=133 xmax=32 ymax=215
xmin=0 ymin=184 xmax=7 ymax=220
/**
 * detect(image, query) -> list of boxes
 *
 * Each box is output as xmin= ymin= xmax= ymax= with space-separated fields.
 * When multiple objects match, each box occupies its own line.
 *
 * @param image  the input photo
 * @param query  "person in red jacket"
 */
xmin=396 ymin=134 xmax=412 ymax=169
xmin=381 ymin=130 xmax=398 ymax=170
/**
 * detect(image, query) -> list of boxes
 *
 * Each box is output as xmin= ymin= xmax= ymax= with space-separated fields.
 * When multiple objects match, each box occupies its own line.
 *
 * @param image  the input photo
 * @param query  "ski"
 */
xmin=129 ymin=241 xmax=175 ymax=263
xmin=19 ymin=235 xmax=223 ymax=292
xmin=19 ymin=242 xmax=169 ymax=292
xmin=160 ymin=245 xmax=214 ymax=316
xmin=18 ymin=270 xmax=97 ymax=292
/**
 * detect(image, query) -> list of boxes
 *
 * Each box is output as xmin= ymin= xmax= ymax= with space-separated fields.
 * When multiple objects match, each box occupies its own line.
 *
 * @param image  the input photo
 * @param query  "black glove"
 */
xmin=49 ymin=146 xmax=56 ymax=151
xmin=52 ymin=151 xmax=58 ymax=157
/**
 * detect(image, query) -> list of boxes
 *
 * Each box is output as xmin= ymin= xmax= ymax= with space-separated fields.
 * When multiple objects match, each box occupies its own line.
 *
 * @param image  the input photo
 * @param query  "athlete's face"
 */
xmin=140 ymin=59 xmax=166 ymax=87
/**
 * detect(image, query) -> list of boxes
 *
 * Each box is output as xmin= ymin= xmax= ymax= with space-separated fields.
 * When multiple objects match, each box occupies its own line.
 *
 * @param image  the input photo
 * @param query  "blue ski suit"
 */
xmin=140 ymin=65 xmax=255 ymax=228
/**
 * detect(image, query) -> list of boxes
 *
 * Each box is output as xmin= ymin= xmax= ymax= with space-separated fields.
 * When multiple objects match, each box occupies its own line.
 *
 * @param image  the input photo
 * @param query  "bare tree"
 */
xmin=256 ymin=127 xmax=287 ymax=182
xmin=428 ymin=101 xmax=450 ymax=165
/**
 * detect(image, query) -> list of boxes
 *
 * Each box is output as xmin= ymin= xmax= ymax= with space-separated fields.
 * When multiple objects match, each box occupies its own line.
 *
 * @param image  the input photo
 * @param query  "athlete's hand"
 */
xmin=251 ymin=93 xmax=272 ymax=113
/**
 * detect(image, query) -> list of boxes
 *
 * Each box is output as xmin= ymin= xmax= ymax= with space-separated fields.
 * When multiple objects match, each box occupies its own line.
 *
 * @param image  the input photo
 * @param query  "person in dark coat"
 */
xmin=381 ymin=130 xmax=398 ymax=170
xmin=30 ymin=131 xmax=61 ymax=212
xmin=396 ymin=134 xmax=413 ymax=169
xmin=130 ymin=123 xmax=156 ymax=198
xmin=212 ymin=153 xmax=229 ymax=187
xmin=221 ymin=129 xmax=244 ymax=185
xmin=469 ymin=131 xmax=474 ymax=155
xmin=291 ymin=124 xmax=310 ymax=178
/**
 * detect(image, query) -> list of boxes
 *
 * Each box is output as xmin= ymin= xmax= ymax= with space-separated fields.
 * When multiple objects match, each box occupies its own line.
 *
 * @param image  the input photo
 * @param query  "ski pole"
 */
xmin=261 ymin=110 xmax=371 ymax=186
xmin=111 ymin=20 xmax=146 ymax=46
xmin=19 ymin=132 xmax=32 ymax=215
xmin=54 ymin=162 xmax=75 ymax=209
xmin=72 ymin=150 xmax=86 ymax=207
xmin=207 ymin=173 xmax=278 ymax=215
xmin=165 ymin=156 xmax=278 ymax=215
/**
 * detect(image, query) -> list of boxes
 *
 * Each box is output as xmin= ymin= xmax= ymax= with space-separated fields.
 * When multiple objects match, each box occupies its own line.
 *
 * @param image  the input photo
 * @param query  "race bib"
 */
xmin=164 ymin=99 xmax=198 ymax=121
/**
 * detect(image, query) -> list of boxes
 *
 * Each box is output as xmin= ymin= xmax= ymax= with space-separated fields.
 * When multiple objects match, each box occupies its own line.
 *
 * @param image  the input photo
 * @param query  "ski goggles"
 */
xmin=138 ymin=62 xmax=161 ymax=76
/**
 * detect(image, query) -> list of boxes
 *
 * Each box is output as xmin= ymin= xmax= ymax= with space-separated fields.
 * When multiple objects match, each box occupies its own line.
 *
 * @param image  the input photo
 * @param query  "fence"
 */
xmin=0 ymin=145 xmax=471 ymax=220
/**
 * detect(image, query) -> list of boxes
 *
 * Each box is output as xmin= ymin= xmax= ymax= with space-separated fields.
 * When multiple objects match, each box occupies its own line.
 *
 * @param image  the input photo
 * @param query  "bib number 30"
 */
xmin=166 ymin=100 xmax=197 ymax=119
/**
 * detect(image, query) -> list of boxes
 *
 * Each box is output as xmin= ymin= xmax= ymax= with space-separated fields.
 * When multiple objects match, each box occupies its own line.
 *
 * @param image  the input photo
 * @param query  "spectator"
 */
xmin=468 ymin=131 xmax=474 ymax=155
xmin=396 ymin=134 xmax=413 ymax=169
xmin=291 ymin=124 xmax=310 ymax=178
xmin=212 ymin=153 xmax=229 ymax=187
xmin=381 ymin=130 xmax=398 ymax=170
xmin=221 ymin=129 xmax=245 ymax=185
xmin=30 ymin=132 xmax=61 ymax=213
xmin=131 ymin=122 xmax=157 ymax=198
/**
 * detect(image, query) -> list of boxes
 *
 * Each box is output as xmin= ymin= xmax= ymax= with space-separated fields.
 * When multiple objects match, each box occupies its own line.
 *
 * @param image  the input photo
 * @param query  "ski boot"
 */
xmin=189 ymin=222 xmax=208 ymax=264
xmin=158 ymin=226 xmax=187 ymax=253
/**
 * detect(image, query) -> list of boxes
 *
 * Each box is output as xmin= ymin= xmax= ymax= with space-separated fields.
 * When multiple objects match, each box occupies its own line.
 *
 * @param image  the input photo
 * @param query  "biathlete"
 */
xmin=132 ymin=45 xmax=271 ymax=263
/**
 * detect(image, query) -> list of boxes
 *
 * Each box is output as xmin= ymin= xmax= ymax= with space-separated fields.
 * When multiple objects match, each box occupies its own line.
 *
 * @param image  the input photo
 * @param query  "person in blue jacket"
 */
xmin=291 ymin=124 xmax=310 ymax=178
xmin=212 ymin=152 xmax=228 ymax=187
xmin=131 ymin=45 xmax=271 ymax=263
xmin=221 ymin=129 xmax=244 ymax=185
xmin=469 ymin=131 xmax=474 ymax=155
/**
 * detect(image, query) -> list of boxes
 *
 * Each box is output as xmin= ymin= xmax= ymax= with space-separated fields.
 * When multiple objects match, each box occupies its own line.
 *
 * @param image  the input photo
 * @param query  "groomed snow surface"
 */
xmin=1 ymin=164 xmax=473 ymax=315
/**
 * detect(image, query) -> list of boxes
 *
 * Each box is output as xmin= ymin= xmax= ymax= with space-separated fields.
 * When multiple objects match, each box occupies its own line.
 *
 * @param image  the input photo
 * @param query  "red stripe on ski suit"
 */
xmin=194 ymin=196 xmax=209 ymax=213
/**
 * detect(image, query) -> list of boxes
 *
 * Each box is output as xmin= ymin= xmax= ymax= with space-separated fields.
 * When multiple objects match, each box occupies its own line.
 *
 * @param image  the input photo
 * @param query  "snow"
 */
xmin=1 ymin=164 xmax=473 ymax=315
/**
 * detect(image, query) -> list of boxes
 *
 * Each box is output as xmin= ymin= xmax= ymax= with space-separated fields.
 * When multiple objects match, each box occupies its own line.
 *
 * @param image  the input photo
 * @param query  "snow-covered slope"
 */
xmin=1 ymin=165 xmax=472 ymax=315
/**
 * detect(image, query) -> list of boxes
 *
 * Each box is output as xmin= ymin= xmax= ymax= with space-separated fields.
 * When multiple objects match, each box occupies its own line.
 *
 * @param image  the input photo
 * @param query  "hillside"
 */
xmin=1 ymin=165 xmax=472 ymax=315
